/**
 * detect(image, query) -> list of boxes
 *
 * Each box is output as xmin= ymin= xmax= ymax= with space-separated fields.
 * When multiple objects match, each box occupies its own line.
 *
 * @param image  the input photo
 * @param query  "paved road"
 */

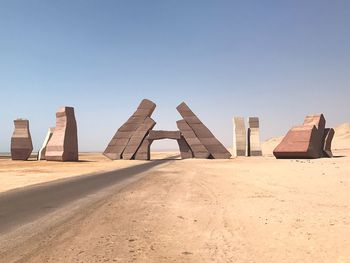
xmin=0 ymin=158 xmax=174 ymax=235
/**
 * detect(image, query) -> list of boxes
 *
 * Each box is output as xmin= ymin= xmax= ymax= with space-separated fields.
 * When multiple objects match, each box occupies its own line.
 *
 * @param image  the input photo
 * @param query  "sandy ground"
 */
xmin=0 ymin=152 xmax=177 ymax=193
xmin=2 ymin=149 xmax=350 ymax=262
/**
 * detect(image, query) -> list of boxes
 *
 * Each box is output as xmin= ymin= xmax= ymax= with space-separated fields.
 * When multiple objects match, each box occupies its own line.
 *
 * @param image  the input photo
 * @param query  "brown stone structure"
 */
xmin=176 ymin=102 xmax=231 ymax=159
xmin=148 ymin=130 xmax=181 ymax=140
xmin=122 ymin=117 xmax=156 ymax=160
xmin=46 ymin=107 xmax=78 ymax=162
xmin=176 ymin=120 xmax=210 ymax=158
xmin=273 ymin=114 xmax=334 ymax=159
xmin=11 ymin=119 xmax=33 ymax=160
xmin=177 ymin=136 xmax=193 ymax=159
xmin=134 ymin=130 xmax=193 ymax=160
xmin=104 ymin=99 xmax=156 ymax=160
xmin=104 ymin=99 xmax=231 ymax=161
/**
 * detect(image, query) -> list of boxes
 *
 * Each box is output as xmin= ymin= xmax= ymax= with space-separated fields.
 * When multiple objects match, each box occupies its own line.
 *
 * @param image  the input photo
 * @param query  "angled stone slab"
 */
xmin=134 ymin=139 xmax=152 ymax=160
xmin=122 ymin=117 xmax=156 ymax=160
xmin=11 ymin=119 xmax=33 ymax=160
xmin=46 ymin=107 xmax=79 ymax=161
xmin=103 ymin=99 xmax=156 ymax=160
xmin=232 ymin=117 xmax=246 ymax=157
xmin=322 ymin=128 xmax=334 ymax=158
xmin=247 ymin=117 xmax=262 ymax=156
xmin=176 ymin=119 xmax=210 ymax=159
xmin=38 ymin=127 xmax=55 ymax=160
xmin=177 ymin=136 xmax=193 ymax=159
xmin=176 ymin=102 xmax=231 ymax=159
xmin=148 ymin=130 xmax=181 ymax=140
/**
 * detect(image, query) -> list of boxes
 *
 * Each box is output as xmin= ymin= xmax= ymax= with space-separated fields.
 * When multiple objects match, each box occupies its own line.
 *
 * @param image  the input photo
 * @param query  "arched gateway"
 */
xmin=103 ymin=99 xmax=231 ymax=160
xmin=134 ymin=130 xmax=192 ymax=160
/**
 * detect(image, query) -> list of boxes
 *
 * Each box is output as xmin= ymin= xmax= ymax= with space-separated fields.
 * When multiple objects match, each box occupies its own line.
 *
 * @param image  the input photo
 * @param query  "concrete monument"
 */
xmin=104 ymin=99 xmax=156 ymax=160
xmin=176 ymin=119 xmax=210 ymax=158
xmin=176 ymin=102 xmax=231 ymax=159
xmin=134 ymin=130 xmax=193 ymax=160
xmin=247 ymin=117 xmax=262 ymax=156
xmin=273 ymin=114 xmax=334 ymax=159
xmin=46 ymin=107 xmax=78 ymax=161
xmin=232 ymin=117 xmax=246 ymax=157
xmin=11 ymin=119 xmax=33 ymax=160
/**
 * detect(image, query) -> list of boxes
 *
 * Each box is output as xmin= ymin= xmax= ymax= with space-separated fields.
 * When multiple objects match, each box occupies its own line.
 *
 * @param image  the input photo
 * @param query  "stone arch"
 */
xmin=134 ymin=130 xmax=193 ymax=160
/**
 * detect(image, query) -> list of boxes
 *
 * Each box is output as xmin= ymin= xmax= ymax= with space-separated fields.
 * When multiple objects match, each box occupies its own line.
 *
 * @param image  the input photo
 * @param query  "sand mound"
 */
xmin=262 ymin=123 xmax=350 ymax=155
xmin=333 ymin=123 xmax=350 ymax=150
xmin=261 ymin=136 xmax=283 ymax=156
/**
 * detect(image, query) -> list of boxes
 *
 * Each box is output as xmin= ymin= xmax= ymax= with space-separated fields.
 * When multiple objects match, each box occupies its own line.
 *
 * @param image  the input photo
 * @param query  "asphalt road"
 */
xmin=0 ymin=158 xmax=173 ymax=235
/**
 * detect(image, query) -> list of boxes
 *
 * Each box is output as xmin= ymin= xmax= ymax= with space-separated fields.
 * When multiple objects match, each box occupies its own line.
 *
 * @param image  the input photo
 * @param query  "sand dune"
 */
xmin=262 ymin=123 xmax=350 ymax=156
xmin=333 ymin=123 xmax=350 ymax=150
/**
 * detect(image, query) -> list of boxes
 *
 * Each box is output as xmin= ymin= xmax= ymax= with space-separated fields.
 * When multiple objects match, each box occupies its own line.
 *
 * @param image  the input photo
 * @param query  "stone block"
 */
xmin=232 ymin=117 xmax=246 ymax=157
xmin=274 ymin=114 xmax=326 ymax=159
xmin=176 ymin=119 xmax=210 ymax=159
xmin=11 ymin=119 xmax=33 ymax=160
xmin=38 ymin=127 xmax=54 ymax=160
xmin=103 ymin=99 xmax=156 ymax=160
xmin=122 ymin=117 xmax=156 ymax=160
xmin=46 ymin=107 xmax=78 ymax=161
xmin=176 ymin=102 xmax=231 ymax=159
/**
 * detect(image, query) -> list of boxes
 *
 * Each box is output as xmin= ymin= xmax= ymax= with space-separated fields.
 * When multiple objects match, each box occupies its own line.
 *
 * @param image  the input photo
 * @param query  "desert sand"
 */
xmin=1 ymin=124 xmax=350 ymax=262
xmin=0 ymin=148 xmax=349 ymax=262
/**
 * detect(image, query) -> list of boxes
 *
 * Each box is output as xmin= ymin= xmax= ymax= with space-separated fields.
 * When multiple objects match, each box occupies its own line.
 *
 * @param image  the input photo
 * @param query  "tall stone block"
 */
xmin=176 ymin=102 xmax=231 ymax=159
xmin=46 ymin=107 xmax=78 ymax=161
xmin=232 ymin=117 xmax=246 ymax=157
xmin=11 ymin=119 xmax=33 ymax=160
xmin=247 ymin=117 xmax=262 ymax=156
xmin=322 ymin=128 xmax=334 ymax=158
xmin=38 ymin=127 xmax=55 ymax=160
xmin=104 ymin=99 xmax=156 ymax=160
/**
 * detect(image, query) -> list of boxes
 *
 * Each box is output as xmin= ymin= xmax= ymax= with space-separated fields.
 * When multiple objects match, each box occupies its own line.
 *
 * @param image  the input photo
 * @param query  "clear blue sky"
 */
xmin=0 ymin=0 xmax=349 ymax=152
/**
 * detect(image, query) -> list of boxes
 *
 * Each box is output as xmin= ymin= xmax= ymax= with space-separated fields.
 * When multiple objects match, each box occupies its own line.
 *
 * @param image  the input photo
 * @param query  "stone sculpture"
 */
xmin=11 ymin=119 xmax=33 ymax=160
xmin=322 ymin=128 xmax=335 ymax=158
xmin=46 ymin=107 xmax=78 ymax=161
xmin=147 ymin=130 xmax=193 ymax=159
xmin=273 ymin=114 xmax=334 ymax=159
xmin=38 ymin=127 xmax=55 ymax=160
xmin=176 ymin=102 xmax=231 ymax=159
xmin=122 ymin=117 xmax=156 ymax=160
xmin=232 ymin=117 xmax=246 ymax=157
xmin=134 ymin=130 xmax=193 ymax=160
xmin=104 ymin=99 xmax=156 ymax=160
xmin=247 ymin=117 xmax=262 ymax=156
xmin=176 ymin=120 xmax=210 ymax=158
xmin=177 ymin=136 xmax=193 ymax=159
xmin=104 ymin=99 xmax=231 ymax=160
xmin=147 ymin=130 xmax=182 ymax=140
